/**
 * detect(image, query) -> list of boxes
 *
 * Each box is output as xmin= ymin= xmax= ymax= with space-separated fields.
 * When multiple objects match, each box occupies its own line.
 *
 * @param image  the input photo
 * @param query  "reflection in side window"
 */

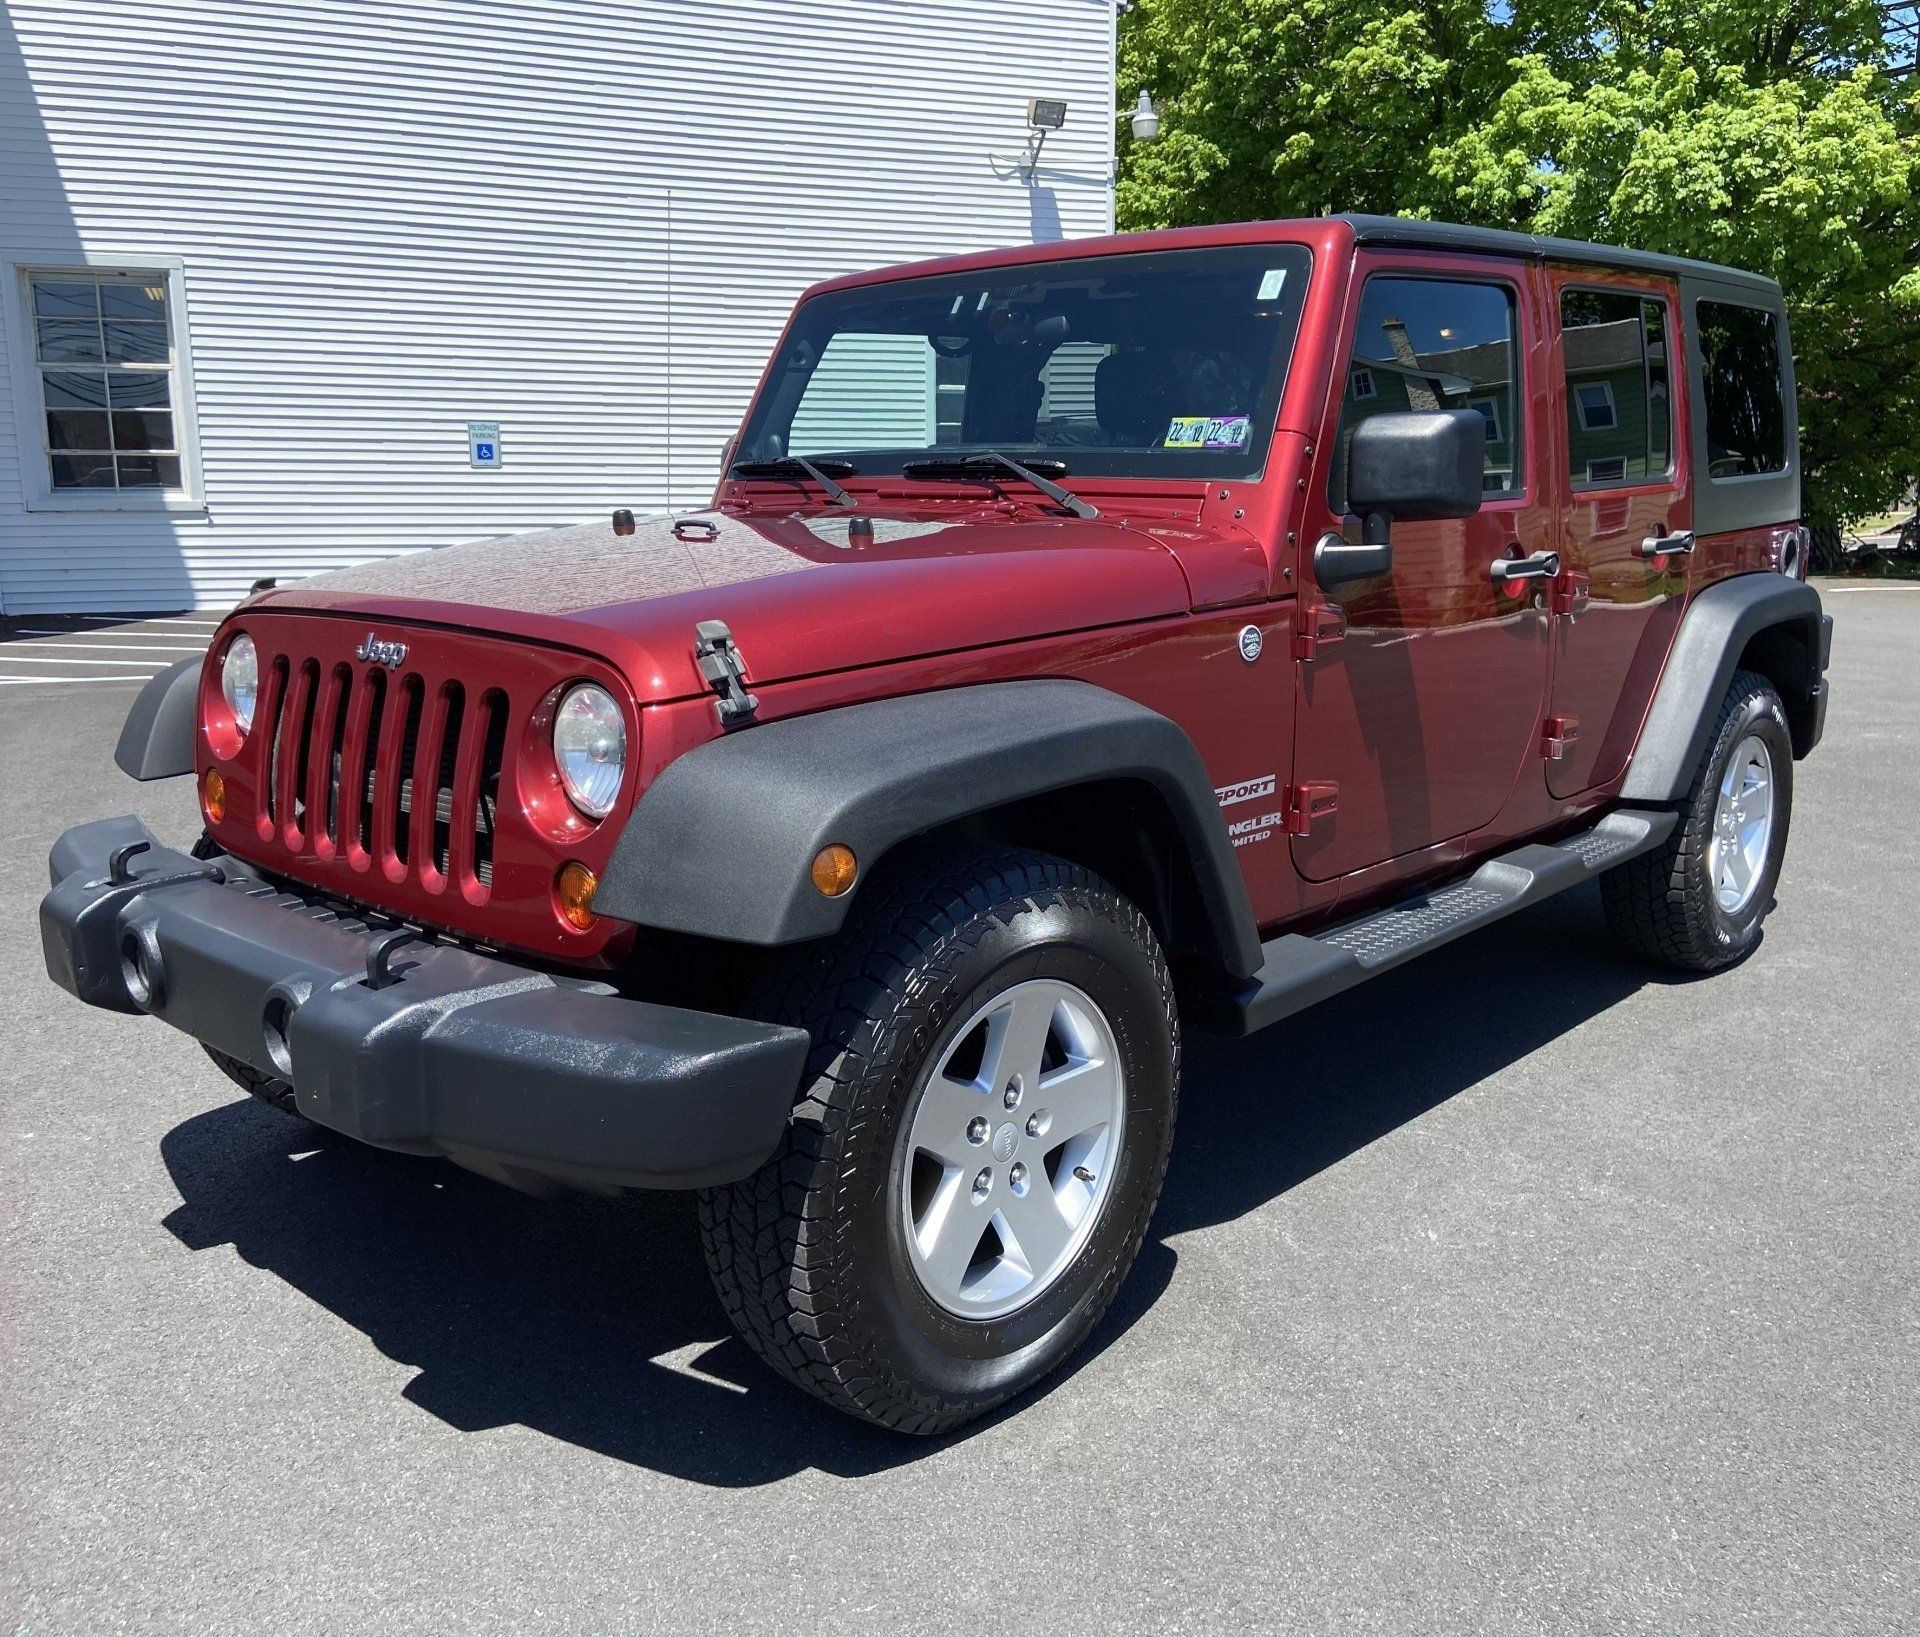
xmin=1559 ymin=289 xmax=1672 ymax=488
xmin=790 ymin=333 xmax=939 ymax=455
xmin=1697 ymin=301 xmax=1788 ymax=478
xmin=1335 ymin=277 xmax=1521 ymax=507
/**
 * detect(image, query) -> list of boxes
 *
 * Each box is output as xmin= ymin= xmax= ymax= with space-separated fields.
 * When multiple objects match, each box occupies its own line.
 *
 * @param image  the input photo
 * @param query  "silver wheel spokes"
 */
xmin=902 ymin=979 xmax=1124 ymax=1321
xmin=1712 ymin=734 xmax=1775 ymax=915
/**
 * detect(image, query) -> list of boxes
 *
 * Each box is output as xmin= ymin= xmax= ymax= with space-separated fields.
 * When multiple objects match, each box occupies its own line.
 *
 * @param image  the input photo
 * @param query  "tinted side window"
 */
xmin=1335 ymin=277 xmax=1522 ymax=509
xmin=1559 ymin=289 xmax=1673 ymax=488
xmin=1697 ymin=301 xmax=1787 ymax=477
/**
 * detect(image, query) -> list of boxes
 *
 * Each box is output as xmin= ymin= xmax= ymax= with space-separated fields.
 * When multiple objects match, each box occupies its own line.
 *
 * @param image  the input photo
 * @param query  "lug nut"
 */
xmin=1009 ymin=1162 xmax=1028 ymax=1191
xmin=1003 ymin=1079 xmax=1022 ymax=1110
xmin=967 ymin=1117 xmax=989 ymax=1145
xmin=973 ymin=1167 xmax=993 ymax=1198
xmin=1025 ymin=1111 xmax=1050 ymax=1138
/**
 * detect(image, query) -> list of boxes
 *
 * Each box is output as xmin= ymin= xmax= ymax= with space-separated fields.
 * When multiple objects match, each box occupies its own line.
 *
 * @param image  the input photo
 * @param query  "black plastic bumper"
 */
xmin=40 ymin=817 xmax=810 ymax=1191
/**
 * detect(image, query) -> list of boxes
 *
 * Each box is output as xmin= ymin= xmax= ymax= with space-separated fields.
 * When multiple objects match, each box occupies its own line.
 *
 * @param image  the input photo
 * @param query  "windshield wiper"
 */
xmin=730 ymin=455 xmax=857 ymax=509
xmin=899 ymin=452 xmax=1100 ymax=520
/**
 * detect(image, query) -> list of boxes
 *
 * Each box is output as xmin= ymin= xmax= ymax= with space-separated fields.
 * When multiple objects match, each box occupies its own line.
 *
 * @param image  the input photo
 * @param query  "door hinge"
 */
xmin=1292 ymin=602 xmax=1347 ymax=662
xmin=1282 ymin=780 xmax=1339 ymax=836
xmin=1541 ymin=715 xmax=1580 ymax=760
xmin=693 ymin=620 xmax=759 ymax=729
xmin=1550 ymin=570 xmax=1590 ymax=618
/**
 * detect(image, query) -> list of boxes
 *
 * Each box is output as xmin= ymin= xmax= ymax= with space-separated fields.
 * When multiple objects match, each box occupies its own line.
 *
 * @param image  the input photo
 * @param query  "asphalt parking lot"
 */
xmin=2 ymin=585 xmax=1915 ymax=1635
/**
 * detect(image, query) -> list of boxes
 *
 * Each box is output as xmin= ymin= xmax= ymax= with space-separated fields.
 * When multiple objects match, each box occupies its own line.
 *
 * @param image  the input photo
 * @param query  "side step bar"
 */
xmin=1196 ymin=808 xmax=1678 ymax=1037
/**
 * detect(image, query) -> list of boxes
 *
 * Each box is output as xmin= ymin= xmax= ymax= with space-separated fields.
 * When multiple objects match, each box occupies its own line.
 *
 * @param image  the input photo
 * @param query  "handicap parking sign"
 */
xmin=467 ymin=421 xmax=502 ymax=469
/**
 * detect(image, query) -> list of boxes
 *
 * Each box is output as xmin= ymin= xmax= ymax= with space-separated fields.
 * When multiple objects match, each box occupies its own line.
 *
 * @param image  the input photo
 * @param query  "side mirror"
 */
xmin=1317 ymin=409 xmax=1488 ymax=586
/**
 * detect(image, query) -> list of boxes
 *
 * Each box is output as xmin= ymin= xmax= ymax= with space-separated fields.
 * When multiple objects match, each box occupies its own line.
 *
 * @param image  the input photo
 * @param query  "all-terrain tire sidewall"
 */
xmin=705 ymin=848 xmax=1178 ymax=1431
xmin=1690 ymin=675 xmax=1794 ymax=962
xmin=857 ymin=893 xmax=1177 ymax=1404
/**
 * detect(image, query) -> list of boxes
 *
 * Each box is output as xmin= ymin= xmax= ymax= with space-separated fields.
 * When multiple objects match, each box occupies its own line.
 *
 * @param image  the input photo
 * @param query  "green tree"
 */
xmin=1118 ymin=0 xmax=1920 ymax=529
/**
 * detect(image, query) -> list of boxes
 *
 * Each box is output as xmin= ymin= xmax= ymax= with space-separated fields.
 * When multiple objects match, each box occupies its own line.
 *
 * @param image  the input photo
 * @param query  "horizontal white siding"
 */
xmin=0 ymin=0 xmax=1114 ymax=612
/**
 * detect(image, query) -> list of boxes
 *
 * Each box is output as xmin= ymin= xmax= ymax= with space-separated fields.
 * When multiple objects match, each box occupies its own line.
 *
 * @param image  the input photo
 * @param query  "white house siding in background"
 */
xmin=0 ymin=0 xmax=1115 ymax=613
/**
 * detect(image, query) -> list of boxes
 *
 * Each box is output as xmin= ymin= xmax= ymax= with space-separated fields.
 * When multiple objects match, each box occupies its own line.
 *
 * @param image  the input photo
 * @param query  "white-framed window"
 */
xmin=5 ymin=261 xmax=202 ymax=511
xmin=1468 ymin=396 xmax=1504 ymax=445
xmin=1574 ymin=380 xmax=1617 ymax=431
xmin=1350 ymin=367 xmax=1376 ymax=400
xmin=1586 ymin=455 xmax=1628 ymax=483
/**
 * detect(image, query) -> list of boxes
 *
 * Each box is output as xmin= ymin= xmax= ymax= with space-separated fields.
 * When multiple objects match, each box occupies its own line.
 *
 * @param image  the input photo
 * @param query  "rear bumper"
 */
xmin=40 ymin=817 xmax=809 ymax=1191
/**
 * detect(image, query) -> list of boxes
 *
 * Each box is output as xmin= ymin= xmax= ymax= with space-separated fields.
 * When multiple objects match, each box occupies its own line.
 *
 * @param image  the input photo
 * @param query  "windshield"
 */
xmin=737 ymin=243 xmax=1312 ymax=482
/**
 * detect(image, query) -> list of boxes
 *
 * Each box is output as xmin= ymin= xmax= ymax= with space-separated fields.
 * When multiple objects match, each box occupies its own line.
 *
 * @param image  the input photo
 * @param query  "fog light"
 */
xmin=556 ymin=861 xmax=598 ymax=931
xmin=202 ymin=767 xmax=226 ymax=824
xmin=810 ymin=843 xmax=858 ymax=898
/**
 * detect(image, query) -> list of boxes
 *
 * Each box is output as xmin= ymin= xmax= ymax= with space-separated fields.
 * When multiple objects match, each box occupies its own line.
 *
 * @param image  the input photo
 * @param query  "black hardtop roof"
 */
xmin=1334 ymin=215 xmax=1782 ymax=299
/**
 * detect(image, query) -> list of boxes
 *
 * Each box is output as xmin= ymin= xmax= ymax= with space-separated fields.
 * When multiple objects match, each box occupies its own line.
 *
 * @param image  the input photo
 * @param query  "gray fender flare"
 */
xmin=597 ymin=678 xmax=1263 ymax=979
xmin=1620 ymin=574 xmax=1828 ymax=804
xmin=114 ymin=657 xmax=203 ymax=780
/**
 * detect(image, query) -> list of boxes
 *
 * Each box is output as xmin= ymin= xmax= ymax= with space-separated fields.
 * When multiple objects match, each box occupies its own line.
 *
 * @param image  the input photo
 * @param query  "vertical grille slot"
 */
xmin=270 ymin=659 xmax=314 ymax=842
xmin=382 ymin=676 xmax=425 ymax=868
xmin=287 ymin=660 xmax=321 ymax=843
xmin=428 ymin=685 xmax=467 ymax=885
xmin=474 ymin=691 xmax=508 ymax=895
xmin=323 ymin=668 xmax=353 ymax=846
xmin=354 ymin=670 xmax=387 ymax=860
xmin=260 ymin=655 xmax=290 ymax=828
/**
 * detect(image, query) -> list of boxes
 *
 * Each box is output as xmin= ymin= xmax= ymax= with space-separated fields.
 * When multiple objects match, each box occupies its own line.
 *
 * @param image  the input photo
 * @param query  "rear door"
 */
xmin=1291 ymin=256 xmax=1555 ymax=882
xmin=1543 ymin=272 xmax=1690 ymax=796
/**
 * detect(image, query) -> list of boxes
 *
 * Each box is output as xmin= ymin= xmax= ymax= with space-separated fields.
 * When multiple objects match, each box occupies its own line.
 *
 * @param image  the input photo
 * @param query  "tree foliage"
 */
xmin=1118 ymin=0 xmax=1920 ymax=525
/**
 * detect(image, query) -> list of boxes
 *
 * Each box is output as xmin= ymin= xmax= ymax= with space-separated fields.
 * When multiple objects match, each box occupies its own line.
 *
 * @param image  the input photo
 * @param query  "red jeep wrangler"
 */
xmin=44 ymin=216 xmax=1831 ymax=1433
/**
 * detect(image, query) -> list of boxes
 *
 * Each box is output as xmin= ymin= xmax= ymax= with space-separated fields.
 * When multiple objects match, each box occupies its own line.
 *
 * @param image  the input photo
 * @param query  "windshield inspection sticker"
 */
xmin=1164 ymin=415 xmax=1250 ymax=450
xmin=1256 ymin=267 xmax=1288 ymax=301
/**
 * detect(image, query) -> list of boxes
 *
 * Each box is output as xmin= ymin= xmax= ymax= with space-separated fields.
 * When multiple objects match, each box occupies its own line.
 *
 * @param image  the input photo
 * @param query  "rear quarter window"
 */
xmin=1696 ymin=301 xmax=1788 ymax=478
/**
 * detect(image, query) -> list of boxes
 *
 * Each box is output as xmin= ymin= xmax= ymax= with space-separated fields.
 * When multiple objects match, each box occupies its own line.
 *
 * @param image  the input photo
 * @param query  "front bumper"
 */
xmin=40 ymin=817 xmax=810 ymax=1191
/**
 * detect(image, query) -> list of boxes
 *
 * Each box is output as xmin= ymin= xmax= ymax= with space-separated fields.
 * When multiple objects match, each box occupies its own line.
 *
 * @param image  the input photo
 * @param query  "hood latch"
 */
xmin=693 ymin=620 xmax=759 ymax=730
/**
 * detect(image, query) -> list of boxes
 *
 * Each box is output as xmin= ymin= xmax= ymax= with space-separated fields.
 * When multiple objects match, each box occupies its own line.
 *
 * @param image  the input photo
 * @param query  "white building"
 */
xmin=0 ymin=0 xmax=1116 ymax=614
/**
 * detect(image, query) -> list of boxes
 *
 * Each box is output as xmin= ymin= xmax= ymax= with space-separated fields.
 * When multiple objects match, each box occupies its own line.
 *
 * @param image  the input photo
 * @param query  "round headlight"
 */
xmin=220 ymin=633 xmax=259 ymax=735
xmin=552 ymin=683 xmax=627 ymax=819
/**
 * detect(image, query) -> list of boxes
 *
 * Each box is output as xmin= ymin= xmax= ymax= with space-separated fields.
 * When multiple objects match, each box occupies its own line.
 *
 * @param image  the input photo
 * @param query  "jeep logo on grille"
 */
xmin=354 ymin=633 xmax=408 ymax=670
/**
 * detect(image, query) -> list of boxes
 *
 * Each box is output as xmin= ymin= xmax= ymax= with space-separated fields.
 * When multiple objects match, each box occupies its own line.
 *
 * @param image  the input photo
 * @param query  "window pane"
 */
xmin=111 ymin=410 xmax=176 ymax=452
xmin=115 ymin=455 xmax=181 ymax=488
xmin=108 ymin=371 xmax=171 ymax=410
xmin=1560 ymin=289 xmax=1674 ymax=486
xmin=104 ymin=320 xmax=168 ymax=363
xmin=1644 ymin=301 xmax=1672 ymax=474
xmin=32 ymin=280 xmax=98 ymax=320
xmin=1336 ymin=277 xmax=1522 ymax=504
xmin=99 ymin=281 xmax=168 ymax=319
xmin=1698 ymin=301 xmax=1787 ymax=477
xmin=50 ymin=454 xmax=115 ymax=488
xmin=41 ymin=370 xmax=110 ymax=409
xmin=789 ymin=334 xmax=938 ymax=455
xmin=37 ymin=318 xmax=103 ymax=362
xmin=46 ymin=409 xmax=111 ymax=450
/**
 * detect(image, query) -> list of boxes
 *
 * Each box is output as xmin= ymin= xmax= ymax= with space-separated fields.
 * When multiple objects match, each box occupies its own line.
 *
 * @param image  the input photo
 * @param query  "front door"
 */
xmin=1292 ymin=260 xmax=1555 ymax=883
xmin=1543 ymin=274 xmax=1690 ymax=797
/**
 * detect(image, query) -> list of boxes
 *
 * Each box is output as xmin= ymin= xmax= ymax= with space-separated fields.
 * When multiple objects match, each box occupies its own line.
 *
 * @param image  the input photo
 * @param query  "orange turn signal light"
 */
xmin=556 ymin=861 xmax=599 ymax=931
xmin=201 ymin=767 xmax=226 ymax=825
xmin=810 ymin=844 xmax=858 ymax=898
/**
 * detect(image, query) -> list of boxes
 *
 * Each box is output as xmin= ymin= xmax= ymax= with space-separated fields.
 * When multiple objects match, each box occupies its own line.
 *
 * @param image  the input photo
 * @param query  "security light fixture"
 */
xmin=1122 ymin=90 xmax=1160 ymax=142
xmin=1008 ymin=98 xmax=1070 ymax=178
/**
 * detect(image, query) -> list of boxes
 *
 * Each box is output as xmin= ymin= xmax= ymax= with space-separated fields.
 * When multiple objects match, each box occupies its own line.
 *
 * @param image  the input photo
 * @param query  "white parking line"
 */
xmin=73 ymin=614 xmax=225 ymax=626
xmin=0 ymin=655 xmax=172 ymax=667
xmin=0 ymin=675 xmax=158 ymax=685
xmin=7 ymin=641 xmax=207 ymax=653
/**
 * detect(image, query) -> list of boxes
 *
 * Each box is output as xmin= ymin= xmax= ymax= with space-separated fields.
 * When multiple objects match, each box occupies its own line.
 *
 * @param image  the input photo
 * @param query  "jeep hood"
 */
xmin=261 ymin=506 xmax=1258 ymax=702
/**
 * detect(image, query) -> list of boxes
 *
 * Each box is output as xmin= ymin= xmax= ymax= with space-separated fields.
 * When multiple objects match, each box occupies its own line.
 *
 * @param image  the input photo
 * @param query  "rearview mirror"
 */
xmin=1318 ymin=409 xmax=1487 ymax=585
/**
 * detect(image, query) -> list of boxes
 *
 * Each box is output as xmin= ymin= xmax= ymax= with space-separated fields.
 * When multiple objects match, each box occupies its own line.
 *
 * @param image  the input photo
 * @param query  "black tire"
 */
xmin=188 ymin=831 xmax=306 ymax=1118
xmin=699 ymin=846 xmax=1179 ymax=1435
xmin=1602 ymin=669 xmax=1794 ymax=971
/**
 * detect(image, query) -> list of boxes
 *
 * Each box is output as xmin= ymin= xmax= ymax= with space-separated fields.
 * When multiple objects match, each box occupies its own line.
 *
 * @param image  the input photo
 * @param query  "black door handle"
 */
xmin=1490 ymin=550 xmax=1561 ymax=585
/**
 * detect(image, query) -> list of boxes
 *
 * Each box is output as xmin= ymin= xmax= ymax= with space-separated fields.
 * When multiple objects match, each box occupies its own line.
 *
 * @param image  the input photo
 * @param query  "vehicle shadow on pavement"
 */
xmin=155 ymin=883 xmax=1661 ymax=1486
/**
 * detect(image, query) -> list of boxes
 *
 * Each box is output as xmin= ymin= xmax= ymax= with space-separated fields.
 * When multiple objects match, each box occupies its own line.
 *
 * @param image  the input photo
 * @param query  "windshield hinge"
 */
xmin=693 ymin=620 xmax=759 ymax=730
